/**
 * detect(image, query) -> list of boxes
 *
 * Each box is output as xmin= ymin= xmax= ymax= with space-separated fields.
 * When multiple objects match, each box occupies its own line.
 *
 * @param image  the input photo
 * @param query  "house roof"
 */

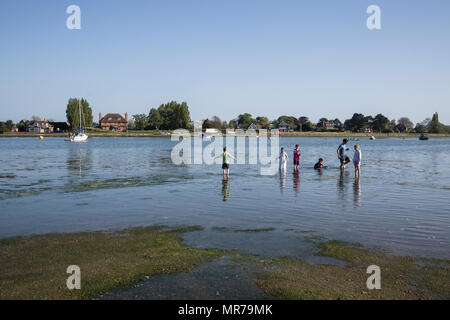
xmin=27 ymin=120 xmax=53 ymax=127
xmin=100 ymin=113 xmax=127 ymax=124
xmin=278 ymin=121 xmax=290 ymax=127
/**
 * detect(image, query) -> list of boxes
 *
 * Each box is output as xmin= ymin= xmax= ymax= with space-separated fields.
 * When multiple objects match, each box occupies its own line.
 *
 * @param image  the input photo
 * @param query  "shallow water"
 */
xmin=0 ymin=137 xmax=449 ymax=259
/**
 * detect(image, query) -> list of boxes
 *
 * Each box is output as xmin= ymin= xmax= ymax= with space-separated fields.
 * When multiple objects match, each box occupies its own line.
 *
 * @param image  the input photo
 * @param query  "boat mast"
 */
xmin=78 ymin=97 xmax=82 ymax=131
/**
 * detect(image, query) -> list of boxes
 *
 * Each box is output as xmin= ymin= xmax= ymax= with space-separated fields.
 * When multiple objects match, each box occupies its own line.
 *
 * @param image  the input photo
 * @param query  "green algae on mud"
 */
xmin=0 ymin=226 xmax=224 ymax=299
xmin=1 ymin=227 xmax=449 ymax=300
xmin=256 ymin=240 xmax=450 ymax=300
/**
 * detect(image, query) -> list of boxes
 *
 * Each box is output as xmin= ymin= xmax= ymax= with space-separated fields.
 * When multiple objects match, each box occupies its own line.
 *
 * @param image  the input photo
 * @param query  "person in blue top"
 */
xmin=337 ymin=138 xmax=351 ymax=170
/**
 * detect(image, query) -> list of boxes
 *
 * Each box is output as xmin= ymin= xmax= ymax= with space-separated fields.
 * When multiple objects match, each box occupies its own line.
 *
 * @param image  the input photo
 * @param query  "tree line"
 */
xmin=200 ymin=112 xmax=449 ymax=134
xmin=129 ymin=101 xmax=191 ymax=130
xmin=2 ymin=97 xmax=448 ymax=135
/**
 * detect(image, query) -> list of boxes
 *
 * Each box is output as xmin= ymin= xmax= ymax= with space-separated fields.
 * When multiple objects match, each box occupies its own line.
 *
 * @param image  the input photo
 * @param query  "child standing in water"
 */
xmin=293 ymin=144 xmax=301 ymax=172
xmin=216 ymin=146 xmax=236 ymax=177
xmin=353 ymin=145 xmax=362 ymax=178
xmin=279 ymin=147 xmax=289 ymax=172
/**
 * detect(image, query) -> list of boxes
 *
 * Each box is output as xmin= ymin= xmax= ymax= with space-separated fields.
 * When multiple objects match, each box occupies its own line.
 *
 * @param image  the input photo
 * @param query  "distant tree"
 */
xmin=344 ymin=113 xmax=367 ymax=132
xmin=229 ymin=119 xmax=238 ymax=129
xmin=147 ymin=108 xmax=162 ymax=130
xmin=388 ymin=119 xmax=397 ymax=132
xmin=222 ymin=121 xmax=228 ymax=128
xmin=16 ymin=120 xmax=28 ymax=132
xmin=4 ymin=120 xmax=14 ymax=132
xmin=365 ymin=115 xmax=374 ymax=131
xmin=31 ymin=115 xmax=41 ymax=121
xmin=414 ymin=118 xmax=430 ymax=133
xmin=157 ymin=101 xmax=191 ymax=130
xmin=372 ymin=114 xmax=389 ymax=132
xmin=209 ymin=116 xmax=223 ymax=129
xmin=66 ymin=98 xmax=93 ymax=129
xmin=396 ymin=117 xmax=414 ymax=132
xmin=316 ymin=117 xmax=329 ymax=129
xmin=428 ymin=112 xmax=445 ymax=133
xmin=297 ymin=117 xmax=309 ymax=131
xmin=202 ymin=119 xmax=212 ymax=129
xmin=237 ymin=113 xmax=256 ymax=129
xmin=133 ymin=114 xmax=148 ymax=130
xmin=333 ymin=118 xmax=343 ymax=131
xmin=256 ymin=116 xmax=270 ymax=129
xmin=128 ymin=118 xmax=136 ymax=130
xmin=296 ymin=116 xmax=313 ymax=131
xmin=276 ymin=116 xmax=296 ymax=129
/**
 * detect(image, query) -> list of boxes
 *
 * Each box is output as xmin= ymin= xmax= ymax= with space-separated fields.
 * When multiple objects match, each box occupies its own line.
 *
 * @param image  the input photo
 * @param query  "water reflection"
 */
xmin=337 ymin=170 xmax=351 ymax=199
xmin=279 ymin=171 xmax=288 ymax=193
xmin=315 ymin=168 xmax=324 ymax=177
xmin=353 ymin=177 xmax=361 ymax=207
xmin=293 ymin=171 xmax=300 ymax=195
xmin=66 ymin=145 xmax=92 ymax=178
xmin=222 ymin=178 xmax=230 ymax=202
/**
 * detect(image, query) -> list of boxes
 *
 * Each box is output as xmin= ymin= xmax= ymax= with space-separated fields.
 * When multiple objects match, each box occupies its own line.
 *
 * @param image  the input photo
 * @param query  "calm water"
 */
xmin=0 ymin=137 xmax=449 ymax=259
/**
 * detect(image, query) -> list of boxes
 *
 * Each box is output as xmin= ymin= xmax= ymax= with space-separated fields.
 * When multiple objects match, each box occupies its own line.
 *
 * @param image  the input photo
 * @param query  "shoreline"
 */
xmin=2 ymin=132 xmax=450 ymax=138
xmin=1 ymin=225 xmax=448 ymax=300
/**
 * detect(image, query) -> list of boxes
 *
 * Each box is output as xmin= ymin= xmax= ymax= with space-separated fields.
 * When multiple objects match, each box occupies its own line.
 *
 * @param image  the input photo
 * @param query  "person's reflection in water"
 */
xmin=337 ymin=170 xmax=351 ymax=199
xmin=293 ymin=171 xmax=300 ymax=195
xmin=280 ymin=170 xmax=288 ymax=193
xmin=222 ymin=177 xmax=230 ymax=202
xmin=316 ymin=168 xmax=324 ymax=177
xmin=353 ymin=176 xmax=361 ymax=207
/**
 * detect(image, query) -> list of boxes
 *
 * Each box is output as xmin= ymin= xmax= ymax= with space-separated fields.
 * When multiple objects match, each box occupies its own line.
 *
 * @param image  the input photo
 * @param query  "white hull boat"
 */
xmin=70 ymin=133 xmax=88 ymax=142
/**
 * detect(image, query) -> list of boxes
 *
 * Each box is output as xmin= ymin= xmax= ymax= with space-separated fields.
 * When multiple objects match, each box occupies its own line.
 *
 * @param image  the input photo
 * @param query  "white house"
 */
xmin=26 ymin=120 xmax=54 ymax=133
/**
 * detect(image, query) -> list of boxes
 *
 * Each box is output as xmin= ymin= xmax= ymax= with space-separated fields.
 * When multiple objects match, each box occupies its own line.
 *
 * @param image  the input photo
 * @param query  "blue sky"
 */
xmin=1 ymin=0 xmax=449 ymax=124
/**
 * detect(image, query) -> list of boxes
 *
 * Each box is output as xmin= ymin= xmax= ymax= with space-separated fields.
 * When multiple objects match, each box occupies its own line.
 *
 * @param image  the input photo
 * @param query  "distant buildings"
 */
xmin=364 ymin=126 xmax=373 ymax=133
xmin=247 ymin=123 xmax=258 ymax=130
xmin=277 ymin=121 xmax=291 ymax=132
xmin=99 ymin=113 xmax=128 ymax=132
xmin=26 ymin=120 xmax=54 ymax=133
xmin=316 ymin=119 xmax=335 ymax=130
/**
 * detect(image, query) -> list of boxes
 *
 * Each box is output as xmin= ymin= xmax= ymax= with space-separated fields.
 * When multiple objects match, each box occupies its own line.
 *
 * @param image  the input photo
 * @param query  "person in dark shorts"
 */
xmin=293 ymin=144 xmax=301 ymax=172
xmin=215 ymin=146 xmax=236 ymax=177
xmin=337 ymin=139 xmax=351 ymax=170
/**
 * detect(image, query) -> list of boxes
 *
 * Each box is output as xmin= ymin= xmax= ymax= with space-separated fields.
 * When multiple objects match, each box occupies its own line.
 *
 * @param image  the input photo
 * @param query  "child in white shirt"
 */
xmin=353 ymin=144 xmax=362 ymax=178
xmin=279 ymin=147 xmax=289 ymax=172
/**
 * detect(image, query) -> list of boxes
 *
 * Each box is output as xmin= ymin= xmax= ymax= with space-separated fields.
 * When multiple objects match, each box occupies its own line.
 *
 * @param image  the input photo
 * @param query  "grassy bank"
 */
xmin=0 ymin=227 xmax=448 ymax=299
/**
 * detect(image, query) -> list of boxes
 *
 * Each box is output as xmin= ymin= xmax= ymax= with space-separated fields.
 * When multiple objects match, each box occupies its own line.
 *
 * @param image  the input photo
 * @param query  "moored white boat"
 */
xmin=68 ymin=98 xmax=89 ymax=142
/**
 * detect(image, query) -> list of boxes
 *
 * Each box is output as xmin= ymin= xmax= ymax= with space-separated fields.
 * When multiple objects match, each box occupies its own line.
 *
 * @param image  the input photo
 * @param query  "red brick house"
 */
xmin=99 ymin=113 xmax=128 ymax=132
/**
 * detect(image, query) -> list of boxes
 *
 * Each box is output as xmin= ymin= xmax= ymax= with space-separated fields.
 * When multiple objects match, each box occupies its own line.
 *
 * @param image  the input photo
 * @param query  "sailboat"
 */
xmin=69 ymin=98 xmax=88 ymax=142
